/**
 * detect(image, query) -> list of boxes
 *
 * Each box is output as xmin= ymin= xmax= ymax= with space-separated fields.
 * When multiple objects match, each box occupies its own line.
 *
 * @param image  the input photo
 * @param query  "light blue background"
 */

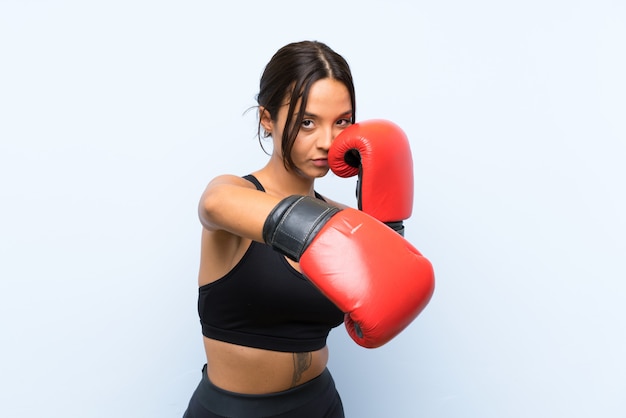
xmin=1 ymin=1 xmax=625 ymax=417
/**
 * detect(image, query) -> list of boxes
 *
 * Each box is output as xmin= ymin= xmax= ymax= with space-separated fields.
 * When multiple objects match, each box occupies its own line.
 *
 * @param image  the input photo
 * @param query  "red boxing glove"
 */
xmin=264 ymin=196 xmax=435 ymax=348
xmin=329 ymin=119 xmax=413 ymax=235
xmin=301 ymin=209 xmax=434 ymax=348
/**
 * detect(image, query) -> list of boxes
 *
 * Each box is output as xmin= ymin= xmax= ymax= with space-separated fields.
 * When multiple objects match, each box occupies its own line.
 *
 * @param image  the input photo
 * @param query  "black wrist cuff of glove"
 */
xmin=385 ymin=221 xmax=405 ymax=236
xmin=263 ymin=196 xmax=341 ymax=261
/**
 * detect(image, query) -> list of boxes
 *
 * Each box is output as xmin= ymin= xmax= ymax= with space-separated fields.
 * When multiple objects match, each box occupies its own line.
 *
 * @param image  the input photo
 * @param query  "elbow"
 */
xmin=198 ymin=188 xmax=221 ymax=231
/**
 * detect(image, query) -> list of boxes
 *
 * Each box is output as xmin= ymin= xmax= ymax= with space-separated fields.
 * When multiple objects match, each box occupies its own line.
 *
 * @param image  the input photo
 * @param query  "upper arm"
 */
xmin=198 ymin=174 xmax=282 ymax=243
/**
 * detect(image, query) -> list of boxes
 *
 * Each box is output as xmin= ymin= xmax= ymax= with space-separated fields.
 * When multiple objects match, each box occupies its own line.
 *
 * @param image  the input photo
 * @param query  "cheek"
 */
xmin=291 ymin=134 xmax=312 ymax=156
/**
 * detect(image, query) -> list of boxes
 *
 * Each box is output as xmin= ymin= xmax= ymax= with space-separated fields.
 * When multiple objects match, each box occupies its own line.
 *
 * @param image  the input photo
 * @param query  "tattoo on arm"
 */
xmin=291 ymin=352 xmax=312 ymax=387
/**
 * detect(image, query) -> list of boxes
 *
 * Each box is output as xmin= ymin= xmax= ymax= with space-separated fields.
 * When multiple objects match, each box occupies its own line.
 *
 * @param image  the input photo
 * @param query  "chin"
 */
xmin=295 ymin=167 xmax=329 ymax=180
xmin=313 ymin=168 xmax=330 ymax=178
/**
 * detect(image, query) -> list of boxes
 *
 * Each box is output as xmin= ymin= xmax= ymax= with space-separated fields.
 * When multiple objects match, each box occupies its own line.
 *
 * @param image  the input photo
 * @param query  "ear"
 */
xmin=259 ymin=107 xmax=273 ymax=136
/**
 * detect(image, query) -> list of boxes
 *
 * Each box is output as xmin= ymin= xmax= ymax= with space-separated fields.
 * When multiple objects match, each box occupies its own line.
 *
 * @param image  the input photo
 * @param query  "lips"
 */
xmin=312 ymin=158 xmax=329 ymax=167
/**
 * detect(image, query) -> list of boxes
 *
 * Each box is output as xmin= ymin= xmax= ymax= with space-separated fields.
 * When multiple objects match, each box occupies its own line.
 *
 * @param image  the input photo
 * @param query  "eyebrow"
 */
xmin=299 ymin=110 xmax=354 ymax=119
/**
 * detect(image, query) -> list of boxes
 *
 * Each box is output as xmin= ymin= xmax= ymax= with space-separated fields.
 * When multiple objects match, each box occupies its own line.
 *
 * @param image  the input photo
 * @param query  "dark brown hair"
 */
xmin=257 ymin=41 xmax=356 ymax=171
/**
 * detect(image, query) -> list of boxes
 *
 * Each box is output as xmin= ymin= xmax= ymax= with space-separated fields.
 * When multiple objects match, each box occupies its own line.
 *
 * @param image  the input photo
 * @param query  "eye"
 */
xmin=336 ymin=118 xmax=352 ymax=128
xmin=301 ymin=119 xmax=315 ymax=129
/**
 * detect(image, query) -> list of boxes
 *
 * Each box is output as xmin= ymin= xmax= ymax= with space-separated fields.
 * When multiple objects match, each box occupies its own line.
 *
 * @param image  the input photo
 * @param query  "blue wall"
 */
xmin=1 ymin=1 xmax=625 ymax=417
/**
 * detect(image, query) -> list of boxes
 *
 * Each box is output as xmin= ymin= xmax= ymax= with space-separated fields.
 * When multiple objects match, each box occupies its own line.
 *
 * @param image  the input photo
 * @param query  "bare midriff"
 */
xmin=203 ymin=337 xmax=329 ymax=394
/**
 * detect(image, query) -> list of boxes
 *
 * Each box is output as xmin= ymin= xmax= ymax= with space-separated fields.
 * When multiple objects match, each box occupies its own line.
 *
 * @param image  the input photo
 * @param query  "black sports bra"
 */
xmin=197 ymin=175 xmax=344 ymax=352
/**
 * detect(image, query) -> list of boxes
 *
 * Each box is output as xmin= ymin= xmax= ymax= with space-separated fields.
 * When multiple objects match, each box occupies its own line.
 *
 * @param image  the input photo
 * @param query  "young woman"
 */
xmin=183 ymin=40 xmax=356 ymax=418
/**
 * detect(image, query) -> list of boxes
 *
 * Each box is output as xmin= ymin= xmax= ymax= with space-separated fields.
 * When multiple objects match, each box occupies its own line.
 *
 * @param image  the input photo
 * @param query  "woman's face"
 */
xmin=264 ymin=78 xmax=353 ymax=179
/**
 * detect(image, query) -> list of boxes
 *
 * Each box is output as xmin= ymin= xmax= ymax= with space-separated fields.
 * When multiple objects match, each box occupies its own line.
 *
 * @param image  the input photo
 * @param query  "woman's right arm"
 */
xmin=198 ymin=174 xmax=281 ymax=243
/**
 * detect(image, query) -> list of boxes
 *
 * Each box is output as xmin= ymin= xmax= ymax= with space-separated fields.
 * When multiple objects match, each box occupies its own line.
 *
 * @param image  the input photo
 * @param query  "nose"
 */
xmin=318 ymin=127 xmax=335 ymax=150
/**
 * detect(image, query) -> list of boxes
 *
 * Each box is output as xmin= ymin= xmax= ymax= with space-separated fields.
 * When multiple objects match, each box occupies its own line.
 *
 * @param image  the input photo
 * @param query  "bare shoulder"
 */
xmin=203 ymin=174 xmax=256 ymax=191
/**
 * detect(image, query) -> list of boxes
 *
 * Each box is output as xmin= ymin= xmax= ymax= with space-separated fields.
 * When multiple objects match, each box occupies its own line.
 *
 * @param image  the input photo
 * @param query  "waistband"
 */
xmin=194 ymin=364 xmax=336 ymax=417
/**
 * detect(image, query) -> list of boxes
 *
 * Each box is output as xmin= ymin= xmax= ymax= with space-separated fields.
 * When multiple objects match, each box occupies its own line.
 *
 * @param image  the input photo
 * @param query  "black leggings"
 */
xmin=183 ymin=365 xmax=345 ymax=418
